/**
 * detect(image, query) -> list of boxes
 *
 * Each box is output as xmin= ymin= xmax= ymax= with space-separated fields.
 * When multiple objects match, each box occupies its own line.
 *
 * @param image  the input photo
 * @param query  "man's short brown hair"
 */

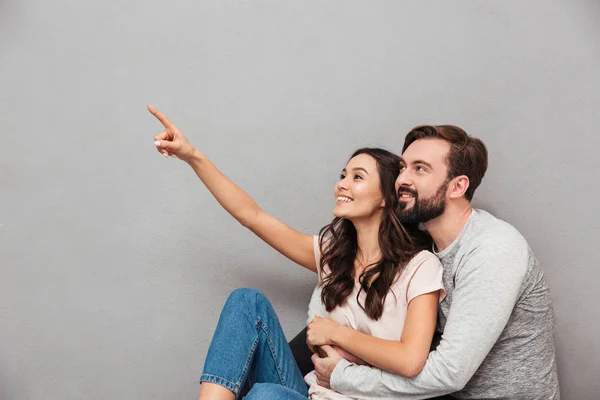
xmin=403 ymin=125 xmax=488 ymax=201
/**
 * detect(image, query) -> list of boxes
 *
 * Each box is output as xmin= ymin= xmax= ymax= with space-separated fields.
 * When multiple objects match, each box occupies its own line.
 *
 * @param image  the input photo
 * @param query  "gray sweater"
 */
xmin=330 ymin=209 xmax=560 ymax=399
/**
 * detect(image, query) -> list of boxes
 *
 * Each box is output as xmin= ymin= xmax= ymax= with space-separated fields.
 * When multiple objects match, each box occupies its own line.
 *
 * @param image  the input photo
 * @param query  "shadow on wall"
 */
xmin=471 ymin=200 xmax=498 ymax=217
xmin=220 ymin=262 xmax=317 ymax=316
xmin=0 ymin=358 xmax=18 ymax=400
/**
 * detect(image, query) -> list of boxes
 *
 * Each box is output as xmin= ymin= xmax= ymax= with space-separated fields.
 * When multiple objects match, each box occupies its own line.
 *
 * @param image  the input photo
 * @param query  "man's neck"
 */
xmin=424 ymin=201 xmax=473 ymax=252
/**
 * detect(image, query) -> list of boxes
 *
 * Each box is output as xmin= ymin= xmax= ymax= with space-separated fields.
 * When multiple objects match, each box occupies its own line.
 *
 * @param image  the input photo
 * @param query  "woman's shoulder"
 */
xmin=398 ymin=250 xmax=442 ymax=281
xmin=407 ymin=249 xmax=440 ymax=266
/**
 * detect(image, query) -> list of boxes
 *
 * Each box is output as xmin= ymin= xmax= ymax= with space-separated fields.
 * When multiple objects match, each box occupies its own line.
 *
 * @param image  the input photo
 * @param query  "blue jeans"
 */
xmin=200 ymin=288 xmax=309 ymax=399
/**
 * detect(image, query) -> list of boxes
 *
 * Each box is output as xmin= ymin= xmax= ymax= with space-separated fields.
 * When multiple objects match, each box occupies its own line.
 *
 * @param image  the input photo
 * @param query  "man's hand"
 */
xmin=311 ymin=345 xmax=343 ymax=389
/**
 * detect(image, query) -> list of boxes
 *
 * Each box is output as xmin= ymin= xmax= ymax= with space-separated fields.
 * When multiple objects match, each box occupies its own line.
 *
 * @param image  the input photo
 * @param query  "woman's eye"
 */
xmin=339 ymin=174 xmax=346 ymax=180
xmin=354 ymin=174 xmax=363 ymax=180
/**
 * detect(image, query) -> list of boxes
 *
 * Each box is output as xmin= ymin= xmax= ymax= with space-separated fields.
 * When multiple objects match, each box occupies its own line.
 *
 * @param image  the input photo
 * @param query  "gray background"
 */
xmin=1 ymin=0 xmax=598 ymax=399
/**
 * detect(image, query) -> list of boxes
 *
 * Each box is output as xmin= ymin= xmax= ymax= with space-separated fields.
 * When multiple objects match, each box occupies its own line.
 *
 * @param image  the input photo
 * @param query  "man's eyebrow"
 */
xmin=414 ymin=160 xmax=434 ymax=169
xmin=400 ymin=158 xmax=434 ymax=170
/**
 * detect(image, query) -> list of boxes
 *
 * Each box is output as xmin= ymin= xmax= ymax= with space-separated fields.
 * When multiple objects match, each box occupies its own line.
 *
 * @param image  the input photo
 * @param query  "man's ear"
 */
xmin=449 ymin=175 xmax=470 ymax=199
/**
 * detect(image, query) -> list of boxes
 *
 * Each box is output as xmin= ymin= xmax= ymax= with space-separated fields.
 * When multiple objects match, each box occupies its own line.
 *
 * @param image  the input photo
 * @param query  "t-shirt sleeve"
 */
xmin=406 ymin=253 xmax=446 ymax=304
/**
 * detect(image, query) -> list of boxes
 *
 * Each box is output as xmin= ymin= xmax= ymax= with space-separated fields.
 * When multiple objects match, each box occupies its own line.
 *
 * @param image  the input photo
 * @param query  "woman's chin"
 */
xmin=333 ymin=209 xmax=346 ymax=219
xmin=333 ymin=211 xmax=355 ymax=222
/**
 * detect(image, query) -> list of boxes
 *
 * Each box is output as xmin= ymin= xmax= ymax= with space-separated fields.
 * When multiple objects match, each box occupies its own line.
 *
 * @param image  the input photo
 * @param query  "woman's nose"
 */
xmin=337 ymin=178 xmax=349 ymax=191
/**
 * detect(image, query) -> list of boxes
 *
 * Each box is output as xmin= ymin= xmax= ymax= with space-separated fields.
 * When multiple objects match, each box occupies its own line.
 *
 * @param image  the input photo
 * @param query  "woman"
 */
xmin=148 ymin=105 xmax=445 ymax=400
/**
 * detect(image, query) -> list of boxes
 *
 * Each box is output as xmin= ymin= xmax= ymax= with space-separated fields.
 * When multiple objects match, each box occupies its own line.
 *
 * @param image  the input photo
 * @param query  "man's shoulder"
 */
xmin=466 ymin=209 xmax=529 ymax=251
xmin=452 ymin=210 xmax=533 ymax=283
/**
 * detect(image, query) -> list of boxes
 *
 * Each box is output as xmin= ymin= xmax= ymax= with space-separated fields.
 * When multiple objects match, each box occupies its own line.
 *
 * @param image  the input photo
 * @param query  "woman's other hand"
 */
xmin=307 ymin=316 xmax=341 ymax=347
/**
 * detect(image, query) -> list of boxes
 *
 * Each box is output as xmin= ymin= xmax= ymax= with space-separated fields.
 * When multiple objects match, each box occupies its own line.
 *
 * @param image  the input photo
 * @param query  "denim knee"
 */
xmin=225 ymin=288 xmax=267 ymax=310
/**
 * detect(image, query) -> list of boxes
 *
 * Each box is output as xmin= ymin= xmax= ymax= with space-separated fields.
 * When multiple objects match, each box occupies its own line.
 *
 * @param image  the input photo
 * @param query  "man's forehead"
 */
xmin=401 ymin=138 xmax=450 ymax=165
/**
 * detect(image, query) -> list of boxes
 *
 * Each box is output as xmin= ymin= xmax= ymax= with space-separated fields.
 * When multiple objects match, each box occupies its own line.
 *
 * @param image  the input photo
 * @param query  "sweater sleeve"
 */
xmin=330 ymin=236 xmax=529 ymax=399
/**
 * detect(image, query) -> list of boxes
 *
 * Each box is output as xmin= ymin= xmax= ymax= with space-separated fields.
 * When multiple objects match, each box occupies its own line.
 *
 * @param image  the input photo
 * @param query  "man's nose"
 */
xmin=395 ymin=171 xmax=413 ymax=188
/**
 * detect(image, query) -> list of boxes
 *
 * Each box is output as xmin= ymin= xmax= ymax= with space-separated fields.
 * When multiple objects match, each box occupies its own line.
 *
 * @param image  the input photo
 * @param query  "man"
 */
xmin=311 ymin=125 xmax=560 ymax=399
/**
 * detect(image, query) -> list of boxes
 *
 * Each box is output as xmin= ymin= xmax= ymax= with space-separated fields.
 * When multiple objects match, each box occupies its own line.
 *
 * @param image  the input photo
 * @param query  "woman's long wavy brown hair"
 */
xmin=319 ymin=148 xmax=432 ymax=320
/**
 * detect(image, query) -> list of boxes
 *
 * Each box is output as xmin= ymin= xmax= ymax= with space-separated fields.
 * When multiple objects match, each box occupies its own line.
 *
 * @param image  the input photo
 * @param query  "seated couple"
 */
xmin=149 ymin=105 xmax=560 ymax=400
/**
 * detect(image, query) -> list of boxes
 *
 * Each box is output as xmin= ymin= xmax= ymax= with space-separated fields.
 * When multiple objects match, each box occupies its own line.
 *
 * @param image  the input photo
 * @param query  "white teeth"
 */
xmin=337 ymin=196 xmax=353 ymax=202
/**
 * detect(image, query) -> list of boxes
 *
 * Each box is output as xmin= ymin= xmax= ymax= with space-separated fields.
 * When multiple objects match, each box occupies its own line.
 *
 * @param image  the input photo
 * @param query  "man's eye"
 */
xmin=416 ymin=166 xmax=426 ymax=172
xmin=399 ymin=165 xmax=406 ymax=171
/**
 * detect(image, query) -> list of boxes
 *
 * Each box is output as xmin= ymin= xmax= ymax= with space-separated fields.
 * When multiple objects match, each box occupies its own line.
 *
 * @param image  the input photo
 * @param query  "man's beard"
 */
xmin=396 ymin=181 xmax=449 ymax=224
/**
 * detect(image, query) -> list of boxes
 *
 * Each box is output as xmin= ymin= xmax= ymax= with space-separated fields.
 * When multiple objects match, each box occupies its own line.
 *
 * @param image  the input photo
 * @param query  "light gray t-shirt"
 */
xmin=330 ymin=209 xmax=560 ymax=400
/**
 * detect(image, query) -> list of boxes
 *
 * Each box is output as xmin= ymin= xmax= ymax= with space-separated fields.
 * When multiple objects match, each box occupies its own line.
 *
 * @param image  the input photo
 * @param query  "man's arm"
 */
xmin=326 ymin=291 xmax=439 ymax=378
xmin=328 ymin=239 xmax=529 ymax=399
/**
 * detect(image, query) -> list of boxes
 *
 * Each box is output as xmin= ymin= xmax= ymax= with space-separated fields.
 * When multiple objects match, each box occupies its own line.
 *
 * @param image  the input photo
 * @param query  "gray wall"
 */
xmin=1 ymin=1 xmax=598 ymax=399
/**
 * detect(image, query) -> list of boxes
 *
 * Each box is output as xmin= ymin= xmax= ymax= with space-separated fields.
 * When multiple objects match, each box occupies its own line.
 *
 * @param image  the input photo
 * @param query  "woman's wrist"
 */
xmin=331 ymin=325 xmax=350 ymax=347
xmin=185 ymin=147 xmax=204 ymax=164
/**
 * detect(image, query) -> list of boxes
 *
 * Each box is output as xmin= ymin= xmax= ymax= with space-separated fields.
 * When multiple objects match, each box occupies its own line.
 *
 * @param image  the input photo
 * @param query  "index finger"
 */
xmin=147 ymin=104 xmax=174 ymax=129
xmin=311 ymin=353 xmax=320 ymax=366
xmin=320 ymin=345 xmax=336 ymax=357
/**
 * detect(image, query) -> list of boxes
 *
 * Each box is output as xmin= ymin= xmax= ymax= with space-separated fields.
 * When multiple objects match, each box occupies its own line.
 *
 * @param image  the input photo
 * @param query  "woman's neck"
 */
xmin=353 ymin=217 xmax=382 ymax=269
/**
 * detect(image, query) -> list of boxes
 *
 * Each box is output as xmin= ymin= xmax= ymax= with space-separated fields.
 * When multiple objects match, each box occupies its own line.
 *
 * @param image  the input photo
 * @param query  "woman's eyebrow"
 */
xmin=350 ymin=167 xmax=369 ymax=175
